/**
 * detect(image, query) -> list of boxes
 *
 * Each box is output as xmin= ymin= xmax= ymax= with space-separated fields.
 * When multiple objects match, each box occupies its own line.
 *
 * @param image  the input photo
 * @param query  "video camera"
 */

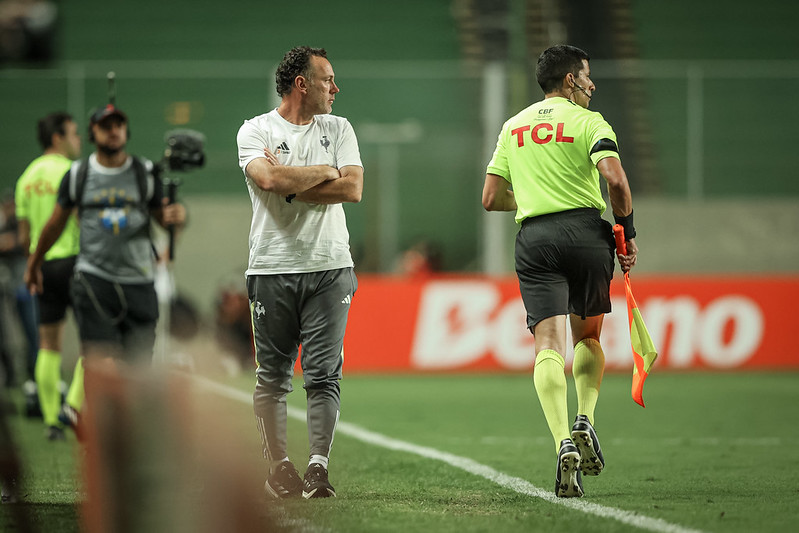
xmin=159 ymin=129 xmax=206 ymax=173
xmin=155 ymin=129 xmax=206 ymax=261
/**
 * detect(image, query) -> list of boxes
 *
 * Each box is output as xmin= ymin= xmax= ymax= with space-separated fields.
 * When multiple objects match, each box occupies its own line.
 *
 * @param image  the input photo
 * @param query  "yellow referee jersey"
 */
xmin=15 ymin=154 xmax=80 ymax=260
xmin=486 ymin=96 xmax=620 ymax=224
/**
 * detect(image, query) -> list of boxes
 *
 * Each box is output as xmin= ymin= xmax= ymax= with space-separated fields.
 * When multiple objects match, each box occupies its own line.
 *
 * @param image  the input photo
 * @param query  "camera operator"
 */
xmin=24 ymin=103 xmax=187 ymax=530
xmin=24 ymin=104 xmax=186 ymax=364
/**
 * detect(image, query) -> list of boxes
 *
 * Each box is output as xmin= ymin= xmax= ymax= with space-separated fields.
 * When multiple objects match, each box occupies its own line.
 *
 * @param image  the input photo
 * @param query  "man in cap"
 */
xmin=23 ymin=103 xmax=189 ymax=531
xmin=24 ymin=103 xmax=186 ymax=363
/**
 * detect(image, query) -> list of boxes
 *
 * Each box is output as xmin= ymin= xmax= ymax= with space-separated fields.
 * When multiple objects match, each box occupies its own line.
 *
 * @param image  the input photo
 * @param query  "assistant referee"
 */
xmin=482 ymin=44 xmax=639 ymax=498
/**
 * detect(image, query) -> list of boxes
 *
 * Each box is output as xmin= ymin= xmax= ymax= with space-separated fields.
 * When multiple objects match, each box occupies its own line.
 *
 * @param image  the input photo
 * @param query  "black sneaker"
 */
xmin=264 ymin=461 xmax=303 ymax=499
xmin=58 ymin=404 xmax=85 ymax=442
xmin=555 ymin=439 xmax=583 ymax=498
xmin=45 ymin=425 xmax=66 ymax=441
xmin=571 ymin=414 xmax=605 ymax=476
xmin=302 ymin=463 xmax=336 ymax=499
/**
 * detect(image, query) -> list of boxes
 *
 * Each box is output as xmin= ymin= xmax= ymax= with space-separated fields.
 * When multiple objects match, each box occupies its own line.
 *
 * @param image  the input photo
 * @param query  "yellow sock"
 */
xmin=35 ymin=349 xmax=62 ymax=427
xmin=66 ymin=356 xmax=86 ymax=411
xmin=572 ymin=338 xmax=605 ymax=425
xmin=533 ymin=349 xmax=570 ymax=452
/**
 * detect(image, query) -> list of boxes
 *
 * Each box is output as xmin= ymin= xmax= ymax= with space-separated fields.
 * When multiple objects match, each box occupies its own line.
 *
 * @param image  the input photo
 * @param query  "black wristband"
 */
xmin=285 ymin=194 xmax=296 ymax=203
xmin=613 ymin=210 xmax=636 ymax=240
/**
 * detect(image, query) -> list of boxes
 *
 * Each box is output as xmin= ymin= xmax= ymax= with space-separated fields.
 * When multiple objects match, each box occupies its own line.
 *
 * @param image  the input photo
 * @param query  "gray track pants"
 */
xmin=248 ymin=267 xmax=357 ymax=462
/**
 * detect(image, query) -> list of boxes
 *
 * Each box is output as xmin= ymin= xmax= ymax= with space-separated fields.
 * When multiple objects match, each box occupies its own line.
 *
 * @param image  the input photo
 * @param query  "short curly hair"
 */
xmin=275 ymin=46 xmax=328 ymax=97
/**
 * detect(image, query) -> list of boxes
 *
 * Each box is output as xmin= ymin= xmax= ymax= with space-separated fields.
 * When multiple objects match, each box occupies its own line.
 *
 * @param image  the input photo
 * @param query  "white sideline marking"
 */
xmin=194 ymin=376 xmax=704 ymax=533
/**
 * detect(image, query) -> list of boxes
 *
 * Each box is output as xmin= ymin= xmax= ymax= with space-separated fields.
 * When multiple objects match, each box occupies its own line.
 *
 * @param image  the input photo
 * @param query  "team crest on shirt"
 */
xmin=94 ymin=188 xmax=131 ymax=235
xmin=320 ymin=135 xmax=330 ymax=153
xmin=99 ymin=207 xmax=130 ymax=235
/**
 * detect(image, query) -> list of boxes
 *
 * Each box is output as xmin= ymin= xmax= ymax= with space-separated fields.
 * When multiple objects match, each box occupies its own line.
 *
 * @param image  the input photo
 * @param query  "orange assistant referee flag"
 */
xmin=613 ymin=224 xmax=658 ymax=407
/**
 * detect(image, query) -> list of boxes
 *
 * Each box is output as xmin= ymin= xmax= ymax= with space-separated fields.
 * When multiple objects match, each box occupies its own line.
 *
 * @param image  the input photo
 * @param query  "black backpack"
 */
xmin=73 ymin=156 xmax=151 ymax=215
xmin=72 ymin=156 xmax=159 ymax=259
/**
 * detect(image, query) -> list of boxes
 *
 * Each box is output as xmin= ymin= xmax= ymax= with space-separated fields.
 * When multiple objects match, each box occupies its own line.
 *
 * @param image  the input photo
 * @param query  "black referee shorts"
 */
xmin=39 ymin=256 xmax=76 ymax=324
xmin=515 ymin=208 xmax=615 ymax=329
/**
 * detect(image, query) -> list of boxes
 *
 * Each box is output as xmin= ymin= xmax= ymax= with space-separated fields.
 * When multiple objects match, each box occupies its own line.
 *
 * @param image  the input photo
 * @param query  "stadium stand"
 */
xmin=1 ymin=0 xmax=797 ymax=280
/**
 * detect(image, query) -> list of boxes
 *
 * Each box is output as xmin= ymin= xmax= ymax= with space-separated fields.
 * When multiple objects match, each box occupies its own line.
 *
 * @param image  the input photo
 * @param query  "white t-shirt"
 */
xmin=237 ymin=109 xmax=363 ymax=275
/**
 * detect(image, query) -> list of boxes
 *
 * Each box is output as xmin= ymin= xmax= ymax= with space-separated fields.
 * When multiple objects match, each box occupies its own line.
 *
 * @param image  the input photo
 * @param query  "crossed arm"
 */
xmin=246 ymin=148 xmax=363 ymax=204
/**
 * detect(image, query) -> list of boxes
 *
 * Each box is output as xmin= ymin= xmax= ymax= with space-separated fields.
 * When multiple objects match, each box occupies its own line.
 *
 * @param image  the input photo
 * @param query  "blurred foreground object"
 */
xmin=0 ymin=389 xmax=36 ymax=532
xmin=0 ymin=0 xmax=57 ymax=64
xmin=81 ymin=360 xmax=271 ymax=533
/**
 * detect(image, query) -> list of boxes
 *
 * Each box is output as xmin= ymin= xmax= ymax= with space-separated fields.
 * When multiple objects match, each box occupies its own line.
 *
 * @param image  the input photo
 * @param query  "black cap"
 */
xmin=89 ymin=104 xmax=128 ymax=125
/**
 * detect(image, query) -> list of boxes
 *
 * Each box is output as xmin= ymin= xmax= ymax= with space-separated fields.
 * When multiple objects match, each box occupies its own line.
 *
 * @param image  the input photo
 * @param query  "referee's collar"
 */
xmin=545 ymin=96 xmax=578 ymax=106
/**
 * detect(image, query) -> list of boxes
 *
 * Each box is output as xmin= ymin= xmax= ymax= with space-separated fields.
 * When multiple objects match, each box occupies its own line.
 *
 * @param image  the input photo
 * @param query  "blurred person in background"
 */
xmin=0 ymin=190 xmax=39 ymax=416
xmin=24 ymin=103 xmax=186 ymax=365
xmin=396 ymin=240 xmax=442 ymax=279
xmin=237 ymin=45 xmax=363 ymax=499
xmin=15 ymin=111 xmax=85 ymax=441
xmin=24 ymin=102 xmax=186 ymax=531
xmin=482 ymin=44 xmax=638 ymax=498
xmin=214 ymin=278 xmax=254 ymax=371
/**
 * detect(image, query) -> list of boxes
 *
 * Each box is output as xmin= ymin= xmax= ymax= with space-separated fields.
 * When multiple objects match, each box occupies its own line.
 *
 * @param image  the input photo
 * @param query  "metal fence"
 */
xmin=3 ymin=59 xmax=797 ymax=272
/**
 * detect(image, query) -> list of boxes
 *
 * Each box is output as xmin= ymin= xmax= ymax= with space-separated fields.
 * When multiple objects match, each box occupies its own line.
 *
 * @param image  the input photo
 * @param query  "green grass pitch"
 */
xmin=2 ymin=371 xmax=798 ymax=532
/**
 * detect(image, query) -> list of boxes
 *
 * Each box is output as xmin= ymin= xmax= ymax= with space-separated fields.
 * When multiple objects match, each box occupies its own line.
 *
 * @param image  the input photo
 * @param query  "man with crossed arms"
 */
xmin=237 ymin=46 xmax=363 ymax=499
